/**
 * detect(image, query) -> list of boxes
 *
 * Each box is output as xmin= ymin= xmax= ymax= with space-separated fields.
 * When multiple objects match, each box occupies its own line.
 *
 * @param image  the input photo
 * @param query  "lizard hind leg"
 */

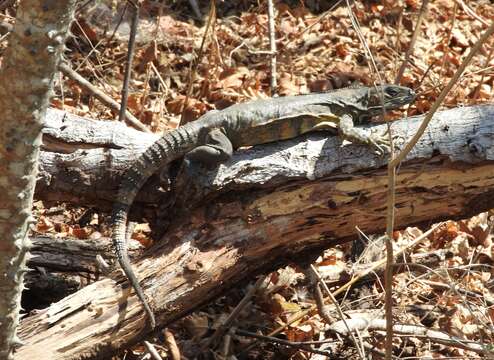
xmin=155 ymin=129 xmax=234 ymax=239
xmin=185 ymin=128 xmax=233 ymax=168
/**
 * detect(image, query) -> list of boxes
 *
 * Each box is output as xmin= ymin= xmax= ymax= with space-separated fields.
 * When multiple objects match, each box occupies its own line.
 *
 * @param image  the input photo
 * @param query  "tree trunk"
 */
xmin=14 ymin=104 xmax=494 ymax=359
xmin=0 ymin=2 xmax=76 ymax=359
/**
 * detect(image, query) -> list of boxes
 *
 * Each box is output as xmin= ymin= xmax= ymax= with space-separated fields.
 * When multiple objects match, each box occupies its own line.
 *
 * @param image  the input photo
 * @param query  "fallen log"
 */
xmin=16 ymin=105 xmax=494 ymax=359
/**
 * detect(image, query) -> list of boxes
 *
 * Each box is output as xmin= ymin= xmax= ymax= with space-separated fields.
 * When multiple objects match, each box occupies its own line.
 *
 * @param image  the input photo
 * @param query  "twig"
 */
xmin=58 ymin=62 xmax=150 ymax=132
xmin=310 ymin=265 xmax=366 ymax=360
xmin=394 ymin=0 xmax=429 ymax=84
xmin=294 ymin=0 xmax=342 ymax=39
xmin=202 ymin=276 xmax=266 ymax=349
xmin=472 ymin=43 xmax=494 ymax=102
xmin=150 ymin=61 xmax=169 ymax=96
xmin=383 ymin=172 xmax=395 ymax=360
xmin=421 ymin=278 xmax=494 ymax=306
xmin=221 ymin=327 xmax=234 ymax=358
xmin=144 ymin=341 xmax=163 ymax=360
xmin=179 ymin=0 xmax=216 ymax=126
xmin=73 ymin=19 xmax=105 ymax=73
xmin=238 ymin=223 xmax=443 ymax=355
xmin=267 ymin=0 xmax=277 ymax=95
xmin=456 ymin=0 xmax=489 ymax=26
xmin=164 ymin=328 xmax=180 ymax=360
xmin=118 ymin=1 xmax=140 ymax=124
xmin=438 ymin=2 xmax=457 ymax=82
xmin=344 ymin=2 xmax=394 ymax=358
xmin=390 ymin=20 xmax=494 ymax=167
xmin=235 ymin=329 xmax=334 ymax=356
xmin=188 ymin=0 xmax=202 ymax=19
xmin=329 ymin=318 xmax=492 ymax=355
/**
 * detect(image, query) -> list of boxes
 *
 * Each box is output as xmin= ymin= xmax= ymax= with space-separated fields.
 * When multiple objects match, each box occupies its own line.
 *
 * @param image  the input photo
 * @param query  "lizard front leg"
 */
xmin=338 ymin=114 xmax=390 ymax=155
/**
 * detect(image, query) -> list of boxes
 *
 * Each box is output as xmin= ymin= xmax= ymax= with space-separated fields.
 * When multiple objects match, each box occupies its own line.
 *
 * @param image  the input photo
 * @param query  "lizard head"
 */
xmin=364 ymin=85 xmax=416 ymax=117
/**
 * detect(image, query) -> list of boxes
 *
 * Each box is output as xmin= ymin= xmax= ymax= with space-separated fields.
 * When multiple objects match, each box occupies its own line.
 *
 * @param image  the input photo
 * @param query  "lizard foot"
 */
xmin=367 ymin=131 xmax=391 ymax=156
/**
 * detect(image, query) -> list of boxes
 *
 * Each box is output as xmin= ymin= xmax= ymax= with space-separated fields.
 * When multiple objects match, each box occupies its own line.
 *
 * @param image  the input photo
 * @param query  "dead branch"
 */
xmin=329 ymin=318 xmax=489 ymax=355
xmin=58 ymin=63 xmax=149 ymax=133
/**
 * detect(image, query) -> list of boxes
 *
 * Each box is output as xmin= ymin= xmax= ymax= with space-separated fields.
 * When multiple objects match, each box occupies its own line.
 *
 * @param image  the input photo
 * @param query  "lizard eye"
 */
xmin=386 ymin=88 xmax=398 ymax=98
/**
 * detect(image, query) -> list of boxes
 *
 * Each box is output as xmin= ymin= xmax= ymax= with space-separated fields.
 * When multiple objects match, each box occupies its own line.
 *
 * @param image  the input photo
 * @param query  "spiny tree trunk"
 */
xmin=0 ymin=2 xmax=77 ymax=359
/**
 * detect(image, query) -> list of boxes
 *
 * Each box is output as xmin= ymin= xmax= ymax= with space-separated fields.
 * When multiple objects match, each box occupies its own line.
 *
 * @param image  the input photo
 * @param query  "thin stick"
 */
xmin=394 ymin=0 xmax=429 ymax=84
xmin=118 ymin=1 xmax=139 ymax=124
xmin=383 ymin=166 xmax=395 ymax=360
xmin=58 ymin=62 xmax=150 ymax=132
xmin=310 ymin=265 xmax=365 ymax=360
xmin=144 ymin=341 xmax=163 ymax=360
xmin=344 ymin=2 xmax=394 ymax=358
xmin=267 ymin=0 xmax=277 ymax=95
xmin=438 ymin=2 xmax=457 ymax=82
xmin=472 ymin=42 xmax=494 ymax=102
xmin=456 ymin=0 xmax=489 ymax=26
xmin=179 ymin=0 xmax=215 ymax=126
xmin=235 ymin=329 xmax=334 ymax=356
xmin=390 ymin=20 xmax=494 ymax=167
xmin=164 ymin=328 xmax=181 ymax=360
xmin=330 ymin=318 xmax=490 ymax=355
xmin=202 ymin=276 xmax=266 ymax=349
xmin=239 ymin=223 xmax=443 ymax=355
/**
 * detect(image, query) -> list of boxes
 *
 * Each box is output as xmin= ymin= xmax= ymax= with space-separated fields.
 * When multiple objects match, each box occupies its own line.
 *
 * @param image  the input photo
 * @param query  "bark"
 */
xmin=14 ymin=104 xmax=494 ymax=359
xmin=38 ymin=108 xmax=158 ymax=206
xmin=0 ymin=2 xmax=76 ymax=359
xmin=28 ymin=236 xmax=138 ymax=275
xmin=22 ymin=236 xmax=141 ymax=311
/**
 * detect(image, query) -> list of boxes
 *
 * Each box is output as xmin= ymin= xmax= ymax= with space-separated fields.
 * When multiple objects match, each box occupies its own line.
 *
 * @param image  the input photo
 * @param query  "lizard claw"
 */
xmin=367 ymin=130 xmax=391 ymax=156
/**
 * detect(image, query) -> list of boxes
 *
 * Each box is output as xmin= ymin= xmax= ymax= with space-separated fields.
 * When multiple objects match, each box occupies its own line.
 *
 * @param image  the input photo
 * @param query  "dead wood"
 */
xmin=28 ymin=236 xmax=139 ymax=275
xmin=15 ymin=104 xmax=494 ymax=359
xmin=329 ymin=317 xmax=488 ymax=355
xmin=23 ymin=236 xmax=140 ymax=308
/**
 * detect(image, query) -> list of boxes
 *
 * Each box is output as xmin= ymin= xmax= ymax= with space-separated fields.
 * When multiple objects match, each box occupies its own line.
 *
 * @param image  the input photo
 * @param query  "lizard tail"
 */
xmin=112 ymin=125 xmax=200 ymax=329
xmin=112 ymin=202 xmax=156 ymax=329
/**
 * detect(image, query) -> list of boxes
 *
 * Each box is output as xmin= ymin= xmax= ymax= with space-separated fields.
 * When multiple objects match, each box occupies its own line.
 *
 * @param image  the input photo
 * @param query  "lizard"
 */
xmin=111 ymin=84 xmax=416 ymax=329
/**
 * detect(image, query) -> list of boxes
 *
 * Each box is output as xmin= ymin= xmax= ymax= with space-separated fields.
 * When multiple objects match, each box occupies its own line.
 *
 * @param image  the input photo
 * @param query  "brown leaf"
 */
xmin=72 ymin=226 xmax=90 ymax=239
xmin=458 ymin=213 xmax=491 ymax=247
xmin=278 ymin=74 xmax=301 ymax=96
xmin=36 ymin=216 xmax=53 ymax=233
xmin=451 ymin=29 xmax=469 ymax=48
xmin=218 ymin=67 xmax=249 ymax=89
xmin=137 ymin=40 xmax=158 ymax=71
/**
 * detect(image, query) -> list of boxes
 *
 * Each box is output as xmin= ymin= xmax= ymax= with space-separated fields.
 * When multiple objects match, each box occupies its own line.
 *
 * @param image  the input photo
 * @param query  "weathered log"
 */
xmin=16 ymin=105 xmax=494 ymax=359
xmin=28 ymin=235 xmax=139 ymax=275
xmin=38 ymin=109 xmax=158 ymax=205
xmin=23 ymin=236 xmax=140 ymax=308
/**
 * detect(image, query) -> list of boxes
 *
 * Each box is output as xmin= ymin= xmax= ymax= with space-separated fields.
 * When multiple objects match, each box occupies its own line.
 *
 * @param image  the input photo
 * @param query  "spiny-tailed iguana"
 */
xmin=112 ymin=84 xmax=416 ymax=328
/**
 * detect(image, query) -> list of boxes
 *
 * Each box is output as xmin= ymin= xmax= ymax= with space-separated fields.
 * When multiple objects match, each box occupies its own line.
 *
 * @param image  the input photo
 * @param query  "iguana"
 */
xmin=112 ymin=84 xmax=415 ymax=329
